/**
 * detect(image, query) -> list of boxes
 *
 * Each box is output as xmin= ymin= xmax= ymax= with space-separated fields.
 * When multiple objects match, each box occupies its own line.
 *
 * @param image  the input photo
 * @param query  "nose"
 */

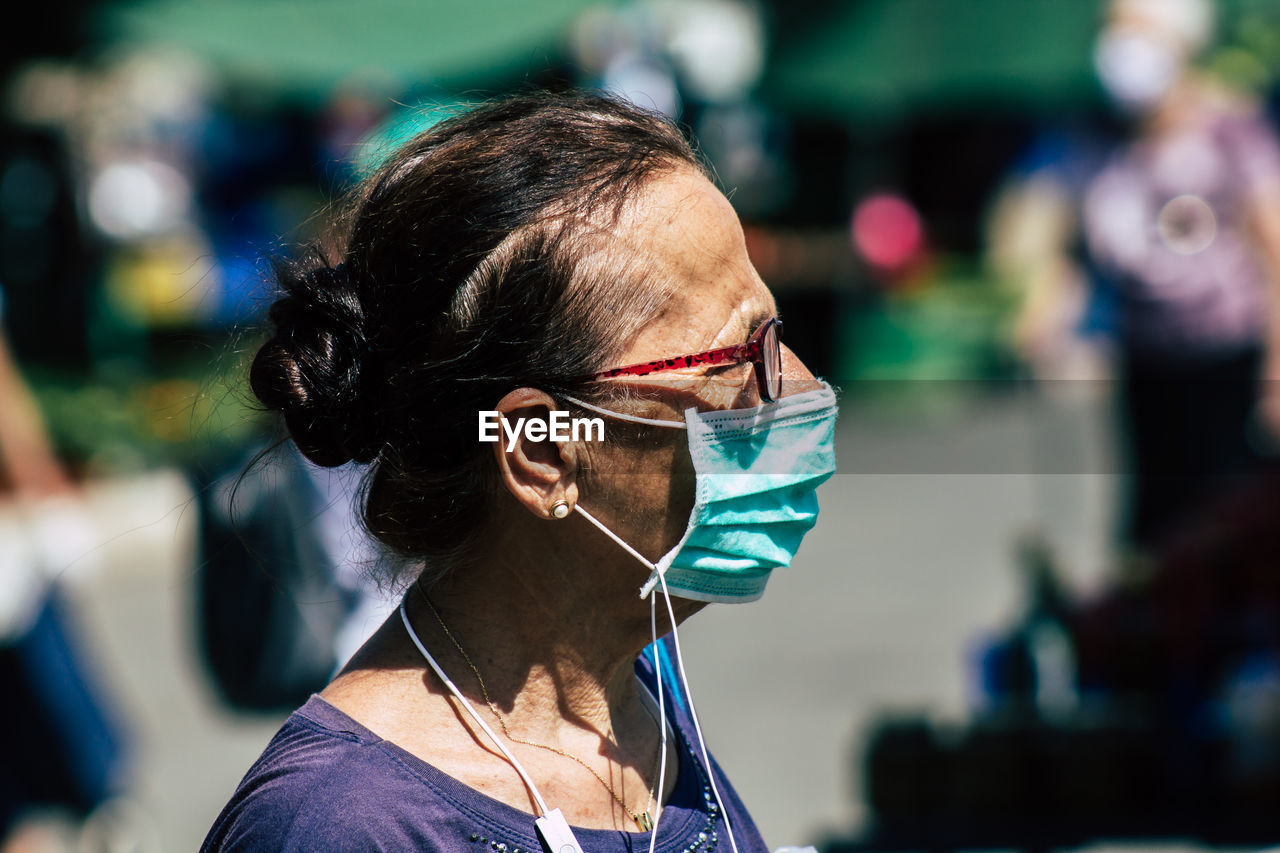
xmin=779 ymin=344 xmax=822 ymax=398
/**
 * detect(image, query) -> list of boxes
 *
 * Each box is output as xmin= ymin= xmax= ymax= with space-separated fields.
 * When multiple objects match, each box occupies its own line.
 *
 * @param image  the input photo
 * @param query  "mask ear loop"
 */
xmin=560 ymin=394 xmax=687 ymax=430
xmin=573 ymin=505 xmax=740 ymax=853
xmin=576 ymin=505 xmax=668 ymax=597
xmin=566 ymin=395 xmax=736 ymax=852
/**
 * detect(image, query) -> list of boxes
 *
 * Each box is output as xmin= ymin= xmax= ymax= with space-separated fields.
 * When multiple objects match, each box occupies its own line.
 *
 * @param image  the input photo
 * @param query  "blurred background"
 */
xmin=5 ymin=0 xmax=1280 ymax=851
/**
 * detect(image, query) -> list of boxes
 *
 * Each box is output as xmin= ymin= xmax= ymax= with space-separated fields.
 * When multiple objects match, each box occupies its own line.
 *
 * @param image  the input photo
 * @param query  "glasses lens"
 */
xmin=762 ymin=320 xmax=782 ymax=401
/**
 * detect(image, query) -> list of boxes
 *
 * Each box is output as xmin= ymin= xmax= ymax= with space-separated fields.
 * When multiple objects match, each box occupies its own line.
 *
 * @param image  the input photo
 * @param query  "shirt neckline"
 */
xmin=296 ymin=689 xmax=713 ymax=853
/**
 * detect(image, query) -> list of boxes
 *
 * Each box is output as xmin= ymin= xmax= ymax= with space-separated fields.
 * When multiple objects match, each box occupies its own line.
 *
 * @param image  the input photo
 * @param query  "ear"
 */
xmin=489 ymin=388 xmax=580 ymax=520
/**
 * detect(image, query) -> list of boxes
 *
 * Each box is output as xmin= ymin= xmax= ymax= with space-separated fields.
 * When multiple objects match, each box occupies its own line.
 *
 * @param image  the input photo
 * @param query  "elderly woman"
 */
xmin=201 ymin=91 xmax=836 ymax=852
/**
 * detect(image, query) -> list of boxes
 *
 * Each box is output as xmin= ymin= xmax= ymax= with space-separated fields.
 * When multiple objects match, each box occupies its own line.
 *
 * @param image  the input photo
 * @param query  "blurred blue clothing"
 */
xmin=1010 ymin=125 xmax=1121 ymax=344
xmin=0 ymin=591 xmax=128 ymax=833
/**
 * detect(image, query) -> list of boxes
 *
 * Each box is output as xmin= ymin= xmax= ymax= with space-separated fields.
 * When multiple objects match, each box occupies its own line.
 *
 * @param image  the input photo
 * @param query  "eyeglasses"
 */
xmin=581 ymin=317 xmax=784 ymax=402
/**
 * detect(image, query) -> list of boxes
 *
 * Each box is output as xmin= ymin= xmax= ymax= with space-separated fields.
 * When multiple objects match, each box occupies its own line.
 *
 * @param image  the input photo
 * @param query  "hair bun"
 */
xmin=250 ymin=262 xmax=382 ymax=466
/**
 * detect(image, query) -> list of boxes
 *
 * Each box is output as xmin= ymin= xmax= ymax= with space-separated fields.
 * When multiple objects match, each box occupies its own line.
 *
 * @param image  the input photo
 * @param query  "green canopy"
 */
xmin=760 ymin=0 xmax=1111 ymax=122
xmin=760 ymin=0 xmax=1280 ymax=123
xmin=94 ymin=0 xmax=600 ymax=100
xmin=92 ymin=0 xmax=1280 ymax=124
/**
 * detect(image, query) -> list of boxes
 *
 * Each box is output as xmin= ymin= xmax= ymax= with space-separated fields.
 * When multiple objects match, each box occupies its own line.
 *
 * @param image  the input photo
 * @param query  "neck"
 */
xmin=401 ymin=520 xmax=670 ymax=742
xmin=326 ymin=508 xmax=695 ymax=828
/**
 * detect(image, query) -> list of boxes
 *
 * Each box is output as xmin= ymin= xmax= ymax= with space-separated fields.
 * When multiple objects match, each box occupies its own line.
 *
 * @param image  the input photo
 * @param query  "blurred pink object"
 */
xmin=852 ymin=193 xmax=924 ymax=274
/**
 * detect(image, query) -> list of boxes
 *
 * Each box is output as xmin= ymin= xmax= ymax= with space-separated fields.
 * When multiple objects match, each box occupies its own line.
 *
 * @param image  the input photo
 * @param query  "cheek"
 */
xmin=661 ymin=439 xmax=696 ymax=544
xmin=780 ymin=344 xmax=823 ymax=397
xmin=580 ymin=433 xmax=695 ymax=558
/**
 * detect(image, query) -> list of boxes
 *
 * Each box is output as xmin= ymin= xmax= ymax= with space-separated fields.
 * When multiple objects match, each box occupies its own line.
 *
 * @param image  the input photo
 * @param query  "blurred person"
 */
xmin=0 ymin=294 xmax=129 ymax=852
xmin=200 ymin=92 xmax=836 ymax=851
xmin=1087 ymin=0 xmax=1280 ymax=552
xmin=299 ymin=458 xmax=397 ymax=672
xmin=1001 ymin=0 xmax=1280 ymax=555
xmin=0 ymin=314 xmax=71 ymax=499
xmin=986 ymin=130 xmax=1117 ymax=388
xmin=977 ymin=0 xmax=1280 ymax=820
xmin=195 ymin=438 xmax=385 ymax=714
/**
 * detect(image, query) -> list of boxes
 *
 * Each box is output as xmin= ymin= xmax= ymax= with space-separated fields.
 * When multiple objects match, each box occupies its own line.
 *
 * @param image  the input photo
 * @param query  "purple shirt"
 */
xmin=200 ymin=654 xmax=767 ymax=853
xmin=1082 ymin=107 xmax=1280 ymax=358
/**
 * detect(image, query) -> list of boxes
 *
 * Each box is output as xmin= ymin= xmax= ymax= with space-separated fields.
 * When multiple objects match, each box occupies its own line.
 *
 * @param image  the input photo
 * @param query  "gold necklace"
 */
xmin=416 ymin=585 xmax=661 ymax=831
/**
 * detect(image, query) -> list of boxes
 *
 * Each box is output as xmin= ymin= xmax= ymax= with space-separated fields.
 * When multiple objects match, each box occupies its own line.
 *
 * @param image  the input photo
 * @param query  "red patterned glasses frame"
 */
xmin=580 ymin=317 xmax=784 ymax=402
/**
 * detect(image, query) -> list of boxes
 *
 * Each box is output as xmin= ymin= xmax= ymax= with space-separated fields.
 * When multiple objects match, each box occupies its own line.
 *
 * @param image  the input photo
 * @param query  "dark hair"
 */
xmin=250 ymin=90 xmax=704 ymax=584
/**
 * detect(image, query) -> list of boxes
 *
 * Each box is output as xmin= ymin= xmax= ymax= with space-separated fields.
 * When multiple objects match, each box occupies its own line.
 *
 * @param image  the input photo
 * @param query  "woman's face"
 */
xmin=577 ymin=166 xmax=820 ymax=567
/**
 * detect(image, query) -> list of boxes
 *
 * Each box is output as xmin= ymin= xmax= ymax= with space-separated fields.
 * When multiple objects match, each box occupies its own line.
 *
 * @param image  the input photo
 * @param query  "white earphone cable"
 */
xmin=653 ymin=573 xmax=741 ymax=853
xmin=398 ymin=600 xmax=552 ymax=816
xmin=648 ymin=593 xmax=669 ymax=853
xmin=573 ymin=504 xmax=740 ymax=853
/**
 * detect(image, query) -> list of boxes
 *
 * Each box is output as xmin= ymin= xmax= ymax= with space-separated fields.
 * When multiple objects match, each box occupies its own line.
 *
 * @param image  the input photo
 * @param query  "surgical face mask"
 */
xmin=565 ymin=382 xmax=838 ymax=603
xmin=1093 ymin=30 xmax=1183 ymax=114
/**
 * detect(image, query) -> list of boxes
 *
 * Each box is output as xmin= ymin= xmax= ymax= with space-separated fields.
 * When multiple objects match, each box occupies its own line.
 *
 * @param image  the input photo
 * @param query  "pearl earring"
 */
xmin=550 ymin=500 xmax=571 ymax=519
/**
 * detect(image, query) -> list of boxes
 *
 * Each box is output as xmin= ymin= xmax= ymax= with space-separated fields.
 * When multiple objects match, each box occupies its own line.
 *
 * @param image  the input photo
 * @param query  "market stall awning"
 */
xmin=759 ymin=0 xmax=1110 ymax=122
xmin=94 ymin=0 xmax=600 ymax=99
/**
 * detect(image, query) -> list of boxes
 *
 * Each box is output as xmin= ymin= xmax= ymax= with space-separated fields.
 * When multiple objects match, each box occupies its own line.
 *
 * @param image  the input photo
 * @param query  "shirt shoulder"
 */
xmin=199 ymin=697 xmax=465 ymax=853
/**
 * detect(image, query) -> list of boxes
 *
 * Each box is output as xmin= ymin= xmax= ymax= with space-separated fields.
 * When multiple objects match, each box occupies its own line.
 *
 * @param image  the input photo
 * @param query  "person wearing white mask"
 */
xmin=1091 ymin=0 xmax=1280 ymax=551
xmin=200 ymin=91 xmax=836 ymax=853
xmin=1007 ymin=0 xmax=1280 ymax=553
xmin=1092 ymin=0 xmax=1215 ymax=116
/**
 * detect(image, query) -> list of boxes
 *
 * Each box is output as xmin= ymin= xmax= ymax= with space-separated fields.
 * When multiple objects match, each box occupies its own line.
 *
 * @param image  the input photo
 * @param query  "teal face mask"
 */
xmin=567 ymin=383 xmax=838 ymax=603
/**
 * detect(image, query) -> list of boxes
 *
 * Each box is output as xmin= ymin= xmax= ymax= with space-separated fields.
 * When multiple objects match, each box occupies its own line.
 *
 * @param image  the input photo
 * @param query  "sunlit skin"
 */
xmin=322 ymin=166 xmax=819 ymax=830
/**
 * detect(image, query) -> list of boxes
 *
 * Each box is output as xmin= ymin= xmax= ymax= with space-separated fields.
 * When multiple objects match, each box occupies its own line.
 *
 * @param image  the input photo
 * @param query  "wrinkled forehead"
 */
xmin=612 ymin=168 xmax=771 ymax=313
xmin=592 ymin=168 xmax=776 ymax=367
xmin=621 ymin=169 xmax=742 ymax=269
